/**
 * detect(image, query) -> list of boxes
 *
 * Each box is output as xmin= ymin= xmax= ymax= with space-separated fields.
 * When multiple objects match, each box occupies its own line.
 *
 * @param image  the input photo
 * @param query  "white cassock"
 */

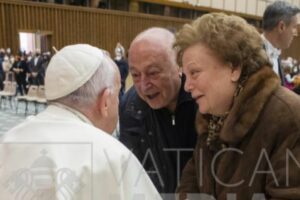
xmin=0 ymin=104 xmax=161 ymax=200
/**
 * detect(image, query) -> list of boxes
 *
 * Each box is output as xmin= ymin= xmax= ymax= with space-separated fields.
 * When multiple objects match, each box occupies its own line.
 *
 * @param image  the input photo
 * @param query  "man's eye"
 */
xmin=131 ymin=73 xmax=139 ymax=78
xmin=148 ymin=70 xmax=161 ymax=78
xmin=150 ymin=72 xmax=158 ymax=76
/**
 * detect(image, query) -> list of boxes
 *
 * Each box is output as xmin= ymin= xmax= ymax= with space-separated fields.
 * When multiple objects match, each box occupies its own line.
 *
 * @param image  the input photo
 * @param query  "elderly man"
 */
xmin=262 ymin=1 xmax=300 ymax=85
xmin=119 ymin=28 xmax=198 ymax=195
xmin=0 ymin=44 xmax=161 ymax=200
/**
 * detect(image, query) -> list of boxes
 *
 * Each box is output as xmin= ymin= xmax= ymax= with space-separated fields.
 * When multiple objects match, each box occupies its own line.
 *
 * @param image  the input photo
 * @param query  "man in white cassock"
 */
xmin=0 ymin=44 xmax=161 ymax=200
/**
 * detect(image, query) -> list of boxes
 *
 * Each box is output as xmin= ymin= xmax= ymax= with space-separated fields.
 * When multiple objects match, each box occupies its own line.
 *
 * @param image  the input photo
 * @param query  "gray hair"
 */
xmin=54 ymin=55 xmax=117 ymax=108
xmin=263 ymin=1 xmax=300 ymax=31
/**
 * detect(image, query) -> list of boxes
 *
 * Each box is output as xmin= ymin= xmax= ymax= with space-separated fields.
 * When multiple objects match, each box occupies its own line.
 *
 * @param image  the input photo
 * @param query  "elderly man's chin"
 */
xmin=141 ymin=94 xmax=164 ymax=109
xmin=148 ymin=102 xmax=165 ymax=110
xmin=146 ymin=99 xmax=166 ymax=110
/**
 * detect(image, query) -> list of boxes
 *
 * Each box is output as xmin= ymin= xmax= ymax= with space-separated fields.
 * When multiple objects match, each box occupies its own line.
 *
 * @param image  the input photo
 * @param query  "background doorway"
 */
xmin=19 ymin=31 xmax=52 ymax=54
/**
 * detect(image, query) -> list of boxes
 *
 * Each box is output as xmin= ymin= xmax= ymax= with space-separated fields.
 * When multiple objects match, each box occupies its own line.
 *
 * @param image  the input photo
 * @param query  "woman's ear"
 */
xmin=96 ymin=88 xmax=111 ymax=118
xmin=178 ymin=67 xmax=183 ymax=77
xmin=231 ymin=66 xmax=242 ymax=82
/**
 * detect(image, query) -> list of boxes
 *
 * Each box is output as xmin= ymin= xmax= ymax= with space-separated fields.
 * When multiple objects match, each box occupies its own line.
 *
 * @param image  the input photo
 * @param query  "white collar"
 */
xmin=48 ymin=103 xmax=93 ymax=125
xmin=261 ymin=34 xmax=281 ymax=59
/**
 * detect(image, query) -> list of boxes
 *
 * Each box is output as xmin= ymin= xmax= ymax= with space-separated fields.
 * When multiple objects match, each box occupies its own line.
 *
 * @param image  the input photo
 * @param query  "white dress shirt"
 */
xmin=261 ymin=34 xmax=282 ymax=77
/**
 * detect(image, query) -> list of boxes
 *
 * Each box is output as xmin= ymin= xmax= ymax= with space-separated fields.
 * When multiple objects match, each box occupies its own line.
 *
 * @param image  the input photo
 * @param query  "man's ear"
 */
xmin=231 ymin=66 xmax=241 ymax=82
xmin=278 ymin=20 xmax=286 ymax=33
xmin=96 ymin=88 xmax=111 ymax=118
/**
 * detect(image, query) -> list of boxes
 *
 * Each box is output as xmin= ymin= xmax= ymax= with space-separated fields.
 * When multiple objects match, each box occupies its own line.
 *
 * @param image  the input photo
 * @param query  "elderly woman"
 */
xmin=174 ymin=13 xmax=300 ymax=199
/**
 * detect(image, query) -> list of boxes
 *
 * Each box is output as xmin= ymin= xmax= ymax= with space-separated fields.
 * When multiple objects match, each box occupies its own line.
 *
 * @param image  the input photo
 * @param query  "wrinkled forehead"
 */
xmin=130 ymin=40 xmax=171 ymax=66
xmin=130 ymin=39 xmax=167 ymax=54
xmin=129 ymin=52 xmax=170 ymax=74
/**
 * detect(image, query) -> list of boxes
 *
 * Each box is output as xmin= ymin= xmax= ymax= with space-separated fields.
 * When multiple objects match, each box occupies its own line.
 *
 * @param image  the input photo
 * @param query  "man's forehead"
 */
xmin=130 ymin=39 xmax=165 ymax=54
xmin=129 ymin=57 xmax=161 ymax=71
xmin=129 ymin=38 xmax=173 ymax=70
xmin=130 ymin=45 xmax=167 ymax=62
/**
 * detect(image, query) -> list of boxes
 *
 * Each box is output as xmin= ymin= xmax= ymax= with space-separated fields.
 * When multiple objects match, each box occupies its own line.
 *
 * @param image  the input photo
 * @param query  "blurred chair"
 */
xmin=35 ymin=85 xmax=47 ymax=112
xmin=16 ymin=85 xmax=38 ymax=115
xmin=16 ymin=85 xmax=47 ymax=115
xmin=0 ymin=80 xmax=17 ymax=109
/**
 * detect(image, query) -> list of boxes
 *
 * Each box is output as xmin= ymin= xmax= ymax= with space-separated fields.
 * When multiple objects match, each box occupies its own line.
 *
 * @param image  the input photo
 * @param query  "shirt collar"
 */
xmin=49 ymin=102 xmax=93 ymax=125
xmin=261 ymin=34 xmax=281 ymax=58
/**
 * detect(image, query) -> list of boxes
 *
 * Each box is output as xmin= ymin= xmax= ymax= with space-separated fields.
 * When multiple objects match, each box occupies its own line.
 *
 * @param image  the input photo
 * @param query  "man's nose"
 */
xmin=140 ymin=75 xmax=152 ymax=91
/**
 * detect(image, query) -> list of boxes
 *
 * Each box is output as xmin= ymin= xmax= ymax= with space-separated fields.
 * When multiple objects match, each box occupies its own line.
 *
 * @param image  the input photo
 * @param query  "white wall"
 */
xmin=224 ymin=0 xmax=236 ymax=11
xmin=198 ymin=0 xmax=211 ymax=7
xmin=170 ymin=0 xmax=300 ymax=17
xmin=236 ymin=0 xmax=247 ymax=13
xmin=257 ymin=0 xmax=267 ymax=16
xmin=211 ymin=0 xmax=224 ymax=9
xmin=246 ymin=0 xmax=257 ymax=15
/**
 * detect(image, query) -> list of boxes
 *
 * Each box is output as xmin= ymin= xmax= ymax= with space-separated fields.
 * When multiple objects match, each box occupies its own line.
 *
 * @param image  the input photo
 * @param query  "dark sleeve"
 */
xmin=11 ymin=62 xmax=17 ymax=71
xmin=39 ymin=64 xmax=45 ymax=77
xmin=119 ymin=89 xmax=144 ymax=161
xmin=122 ymin=61 xmax=129 ymax=79
xmin=27 ymin=61 xmax=33 ymax=73
xmin=0 ymin=62 xmax=3 ymax=74
xmin=22 ymin=61 xmax=29 ymax=73
xmin=38 ymin=59 xmax=45 ymax=74
xmin=119 ymin=60 xmax=129 ymax=83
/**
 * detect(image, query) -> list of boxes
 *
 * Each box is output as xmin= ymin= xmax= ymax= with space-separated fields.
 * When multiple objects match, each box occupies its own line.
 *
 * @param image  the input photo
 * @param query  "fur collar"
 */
xmin=195 ymin=66 xmax=280 ymax=144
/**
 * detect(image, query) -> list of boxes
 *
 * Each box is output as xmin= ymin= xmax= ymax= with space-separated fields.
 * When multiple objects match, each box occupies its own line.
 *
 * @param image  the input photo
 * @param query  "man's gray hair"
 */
xmin=131 ymin=27 xmax=177 ymax=66
xmin=263 ymin=1 xmax=300 ymax=31
xmin=54 ymin=55 xmax=117 ymax=108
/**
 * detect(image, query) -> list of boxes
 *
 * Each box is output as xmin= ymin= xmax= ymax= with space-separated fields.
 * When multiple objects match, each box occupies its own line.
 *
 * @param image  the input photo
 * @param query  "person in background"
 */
xmin=0 ymin=49 xmax=4 ymax=90
xmin=291 ymin=59 xmax=300 ymax=76
xmin=293 ymin=74 xmax=300 ymax=94
xmin=0 ymin=48 xmax=5 ymax=58
xmin=6 ymin=48 xmax=12 ymax=59
xmin=41 ymin=51 xmax=51 ymax=73
xmin=175 ymin=12 xmax=300 ymax=199
xmin=2 ymin=56 xmax=13 ymax=81
xmin=0 ymin=44 xmax=161 ymax=200
xmin=283 ymin=65 xmax=294 ymax=90
xmin=11 ymin=55 xmax=28 ymax=95
xmin=120 ymin=27 xmax=197 ymax=197
xmin=261 ymin=1 xmax=300 ymax=85
xmin=114 ymin=42 xmax=128 ymax=98
xmin=28 ymin=49 xmax=45 ymax=85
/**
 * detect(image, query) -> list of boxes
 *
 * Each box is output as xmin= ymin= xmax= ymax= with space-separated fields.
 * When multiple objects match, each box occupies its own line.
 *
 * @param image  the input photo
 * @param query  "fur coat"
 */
xmin=177 ymin=66 xmax=300 ymax=200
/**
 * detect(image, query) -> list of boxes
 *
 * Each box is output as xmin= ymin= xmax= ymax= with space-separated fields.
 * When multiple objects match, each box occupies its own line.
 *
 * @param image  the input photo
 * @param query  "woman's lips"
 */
xmin=193 ymin=94 xmax=204 ymax=101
